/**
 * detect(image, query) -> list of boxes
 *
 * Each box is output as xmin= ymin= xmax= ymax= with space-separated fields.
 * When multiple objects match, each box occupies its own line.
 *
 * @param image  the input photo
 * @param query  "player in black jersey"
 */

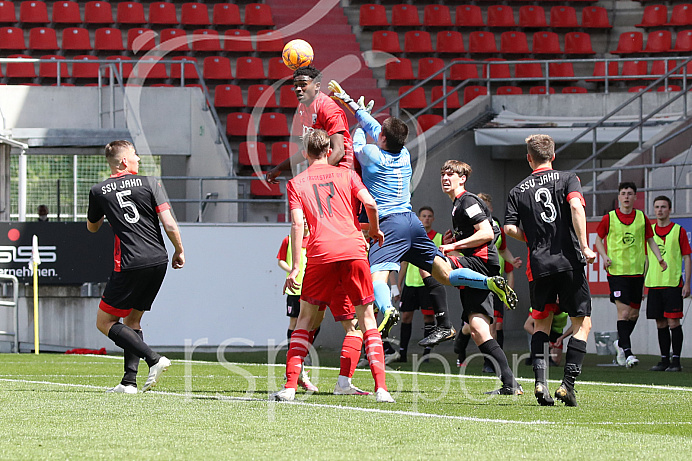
xmin=505 ymin=134 xmax=596 ymax=407
xmin=87 ymin=140 xmax=185 ymax=394
xmin=440 ymin=160 xmax=522 ymax=396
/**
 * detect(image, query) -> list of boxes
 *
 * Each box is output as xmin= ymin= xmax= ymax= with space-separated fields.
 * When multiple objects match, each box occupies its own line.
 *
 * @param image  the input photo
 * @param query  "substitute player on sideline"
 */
xmin=505 ymin=134 xmax=597 ymax=406
xmin=645 ymin=196 xmax=689 ymax=372
xmin=271 ymin=129 xmax=394 ymax=403
xmin=87 ymin=140 xmax=184 ymax=393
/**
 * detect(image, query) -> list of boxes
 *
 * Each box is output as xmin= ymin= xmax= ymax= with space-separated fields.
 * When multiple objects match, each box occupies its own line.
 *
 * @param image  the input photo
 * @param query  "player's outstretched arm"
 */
xmin=569 ymin=197 xmax=596 ymax=264
xmin=266 ymin=151 xmax=306 ymax=183
xmin=158 ymin=208 xmax=185 ymax=269
xmin=86 ymin=216 xmax=104 ymax=233
xmin=327 ymin=132 xmax=345 ymax=167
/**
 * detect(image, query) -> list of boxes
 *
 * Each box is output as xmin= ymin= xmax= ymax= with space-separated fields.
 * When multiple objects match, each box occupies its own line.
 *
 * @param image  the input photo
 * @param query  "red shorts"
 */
xmin=531 ymin=303 xmax=561 ymax=320
xmin=301 ymin=259 xmax=374 ymax=321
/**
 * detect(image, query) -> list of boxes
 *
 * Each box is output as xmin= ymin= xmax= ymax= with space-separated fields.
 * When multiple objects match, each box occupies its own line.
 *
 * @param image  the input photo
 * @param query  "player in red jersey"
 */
xmin=271 ymin=129 xmax=394 ymax=403
xmin=87 ymin=140 xmax=184 ymax=393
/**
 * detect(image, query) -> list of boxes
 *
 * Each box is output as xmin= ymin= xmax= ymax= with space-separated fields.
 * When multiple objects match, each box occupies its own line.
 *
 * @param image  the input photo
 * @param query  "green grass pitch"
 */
xmin=1 ymin=352 xmax=691 ymax=460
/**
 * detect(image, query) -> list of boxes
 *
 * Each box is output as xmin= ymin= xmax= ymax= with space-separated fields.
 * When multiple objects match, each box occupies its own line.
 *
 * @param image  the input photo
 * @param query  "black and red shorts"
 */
xmin=400 ymin=284 xmax=434 ymax=315
xmin=607 ymin=274 xmax=644 ymax=308
xmin=99 ymin=263 xmax=167 ymax=318
xmin=646 ymin=286 xmax=684 ymax=319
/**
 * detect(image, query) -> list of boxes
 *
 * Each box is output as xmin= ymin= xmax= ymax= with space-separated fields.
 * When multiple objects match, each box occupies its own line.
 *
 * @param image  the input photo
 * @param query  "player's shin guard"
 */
xmin=531 ymin=331 xmax=551 ymax=384
xmin=563 ymin=337 xmax=587 ymax=389
xmin=373 ymin=280 xmax=394 ymax=315
xmin=657 ymin=326 xmax=671 ymax=359
xmin=340 ymin=334 xmax=363 ymax=378
xmin=671 ymin=325 xmax=684 ymax=357
xmin=122 ymin=329 xmax=143 ymax=387
xmin=285 ymin=329 xmax=310 ymax=389
xmin=108 ymin=323 xmax=160 ymax=367
xmin=448 ymin=267 xmax=488 ymax=290
xmin=616 ymin=320 xmax=633 ymax=352
xmin=364 ymin=329 xmax=387 ymax=391
xmin=479 ymin=339 xmax=517 ymax=388
xmin=423 ymin=276 xmax=451 ymax=329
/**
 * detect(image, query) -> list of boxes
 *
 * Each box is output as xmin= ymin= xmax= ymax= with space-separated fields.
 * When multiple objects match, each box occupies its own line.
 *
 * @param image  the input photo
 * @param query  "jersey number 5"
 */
xmin=116 ymin=190 xmax=140 ymax=224
xmin=535 ymin=187 xmax=557 ymax=223
xmin=312 ymin=182 xmax=335 ymax=217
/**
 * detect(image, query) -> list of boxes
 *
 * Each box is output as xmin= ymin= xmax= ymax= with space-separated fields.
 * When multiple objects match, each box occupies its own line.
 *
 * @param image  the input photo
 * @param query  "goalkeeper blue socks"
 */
xmin=373 ymin=280 xmax=394 ymax=314
xmin=449 ymin=267 xmax=488 ymax=290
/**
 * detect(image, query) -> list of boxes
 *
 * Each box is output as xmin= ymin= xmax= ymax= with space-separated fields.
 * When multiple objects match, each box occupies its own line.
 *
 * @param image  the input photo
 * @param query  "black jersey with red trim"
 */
xmin=88 ymin=172 xmax=169 ymax=271
xmin=505 ymin=167 xmax=586 ymax=278
xmin=450 ymin=190 xmax=499 ymax=266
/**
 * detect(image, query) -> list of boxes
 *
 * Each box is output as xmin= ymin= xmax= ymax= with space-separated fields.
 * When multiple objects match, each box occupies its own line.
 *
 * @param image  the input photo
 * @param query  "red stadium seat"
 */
xmin=666 ymin=4 xmax=692 ymax=27
xmin=0 ymin=1 xmax=17 ymax=24
xmin=38 ymin=54 xmax=68 ymax=78
xmin=468 ymin=31 xmax=498 ymax=54
xmin=28 ymin=26 xmax=57 ymax=50
xmin=617 ymin=60 xmax=648 ymax=80
xmin=52 ymin=1 xmax=80 ymax=24
xmin=392 ymin=4 xmax=420 ymax=27
xmin=133 ymin=58 xmax=168 ymax=80
xmin=449 ymin=58 xmax=479 ymax=81
xmin=192 ymin=29 xmax=222 ymax=52
xmin=84 ymin=1 xmax=112 ymax=26
xmin=279 ymin=85 xmax=296 ymax=108
xmin=487 ymin=5 xmax=516 ymax=28
xmin=169 ymin=56 xmax=199 ymax=81
xmin=104 ymin=56 xmax=132 ymax=79
xmin=62 ymin=27 xmax=91 ymax=51
xmin=148 ymin=2 xmax=177 ymax=26
xmin=436 ymin=30 xmax=464 ymax=54
xmin=71 ymin=55 xmax=98 ymax=79
xmin=550 ymin=6 xmax=578 ymax=28
xmin=636 ymin=4 xmax=667 ymax=28
xmin=532 ymin=31 xmax=561 ymax=54
xmin=672 ymin=30 xmax=692 ymax=52
xmin=496 ymin=86 xmax=523 ymax=95
xmin=19 ymin=1 xmax=48 ymax=23
xmin=590 ymin=61 xmax=619 ymax=82
xmin=549 ymin=62 xmax=575 ymax=80
xmin=238 ymin=142 xmax=269 ymax=167
xmin=563 ymin=86 xmax=588 ymax=94
xmin=529 ymin=86 xmax=555 ymax=95
xmin=515 ymin=59 xmax=543 ymax=80
xmin=213 ymin=3 xmax=241 ymax=26
xmin=418 ymin=57 xmax=445 ymax=80
xmin=424 ymin=4 xmax=452 ymax=27
xmin=250 ymin=173 xmax=282 ymax=197
xmin=404 ymin=31 xmax=433 ymax=53
xmin=0 ymin=26 xmax=25 ymax=50
xmin=181 ymin=3 xmax=210 ymax=27
xmin=248 ymin=84 xmax=278 ymax=108
xmin=360 ymin=4 xmax=388 ymax=28
xmin=116 ymin=2 xmax=145 ymax=25
xmin=582 ymin=6 xmax=612 ymax=29
xmin=244 ymin=3 xmax=273 ymax=27
xmin=94 ymin=28 xmax=124 ymax=51
xmin=564 ymin=32 xmax=595 ymax=55
xmin=519 ymin=5 xmax=547 ymax=28
xmin=214 ymin=84 xmax=243 ymax=108
xmin=203 ymin=56 xmax=232 ymax=80
xmin=455 ymin=5 xmax=484 ymax=28
xmin=160 ymin=28 xmax=189 ymax=52
xmin=482 ymin=58 xmax=511 ymax=80
xmin=658 ymin=85 xmax=682 ymax=92
xmin=259 ymin=112 xmax=289 ymax=137
xmin=463 ymin=86 xmax=487 ymax=105
xmin=385 ymin=57 xmax=414 ymax=80
xmin=500 ymin=31 xmax=529 ymax=55
xmin=431 ymin=86 xmax=460 ymax=109
xmin=398 ymin=86 xmax=427 ymax=109
xmin=127 ymin=28 xmax=156 ymax=52
xmin=372 ymin=30 xmax=401 ymax=53
xmin=650 ymin=59 xmax=678 ymax=77
xmin=612 ymin=32 xmax=644 ymax=55
xmin=226 ymin=112 xmax=256 ymax=137
xmin=645 ymin=30 xmax=672 ymax=53
xmin=255 ymin=30 xmax=284 ymax=53
xmin=235 ymin=56 xmax=265 ymax=80
xmin=224 ymin=29 xmax=253 ymax=53
xmin=6 ymin=54 xmax=36 ymax=78
xmin=673 ymin=60 xmax=692 ymax=79
xmin=267 ymin=57 xmax=292 ymax=80
xmin=416 ymin=114 xmax=443 ymax=133
xmin=271 ymin=142 xmax=298 ymax=166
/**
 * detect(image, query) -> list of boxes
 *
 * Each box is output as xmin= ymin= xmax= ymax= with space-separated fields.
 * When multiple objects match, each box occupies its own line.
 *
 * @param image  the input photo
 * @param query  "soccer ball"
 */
xmin=282 ymin=39 xmax=314 ymax=71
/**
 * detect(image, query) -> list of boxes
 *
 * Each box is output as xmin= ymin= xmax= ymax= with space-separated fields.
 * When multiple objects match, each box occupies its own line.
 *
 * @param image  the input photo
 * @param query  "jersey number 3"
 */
xmin=535 ymin=187 xmax=557 ymax=223
xmin=116 ymin=190 xmax=141 ymax=224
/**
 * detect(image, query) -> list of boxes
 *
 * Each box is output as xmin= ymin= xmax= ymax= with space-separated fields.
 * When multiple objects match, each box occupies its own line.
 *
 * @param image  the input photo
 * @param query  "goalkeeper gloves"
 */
xmin=328 ymin=80 xmax=374 ymax=114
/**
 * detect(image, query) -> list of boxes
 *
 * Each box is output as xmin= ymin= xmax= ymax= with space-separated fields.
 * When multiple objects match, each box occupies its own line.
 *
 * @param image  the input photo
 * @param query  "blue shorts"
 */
xmin=368 ymin=212 xmax=444 ymax=273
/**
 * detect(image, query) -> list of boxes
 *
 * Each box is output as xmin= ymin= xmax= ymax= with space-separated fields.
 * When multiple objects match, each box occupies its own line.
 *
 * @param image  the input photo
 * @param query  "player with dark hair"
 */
xmin=505 ymin=134 xmax=597 ymax=406
xmin=87 ymin=140 xmax=184 ymax=393
xmin=271 ymin=129 xmax=394 ymax=403
xmin=594 ymin=182 xmax=666 ymax=368
xmin=646 ymin=195 xmax=689 ymax=372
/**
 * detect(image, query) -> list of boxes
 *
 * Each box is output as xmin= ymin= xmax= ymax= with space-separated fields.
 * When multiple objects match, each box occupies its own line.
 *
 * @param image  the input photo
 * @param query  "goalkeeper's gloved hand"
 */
xmin=357 ymin=96 xmax=374 ymax=114
xmin=328 ymin=80 xmax=360 ymax=114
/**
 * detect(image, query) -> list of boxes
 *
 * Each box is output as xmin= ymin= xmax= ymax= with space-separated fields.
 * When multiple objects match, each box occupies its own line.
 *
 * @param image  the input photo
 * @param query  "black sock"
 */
xmin=400 ymin=322 xmax=412 ymax=356
xmin=454 ymin=328 xmax=471 ymax=361
xmin=496 ymin=329 xmax=504 ymax=349
xmin=657 ymin=326 xmax=671 ymax=360
xmin=311 ymin=326 xmax=320 ymax=344
xmin=423 ymin=322 xmax=435 ymax=340
xmin=531 ymin=331 xmax=551 ymax=384
xmin=617 ymin=319 xmax=637 ymax=355
xmin=121 ymin=329 xmax=143 ymax=387
xmin=478 ymin=339 xmax=517 ymax=388
xmin=287 ymin=328 xmax=294 ymax=343
xmin=563 ymin=337 xmax=587 ymax=389
xmin=671 ymin=325 xmax=684 ymax=357
xmin=383 ymin=340 xmax=395 ymax=355
xmin=108 ymin=323 xmax=160 ymax=368
xmin=423 ymin=276 xmax=451 ymax=329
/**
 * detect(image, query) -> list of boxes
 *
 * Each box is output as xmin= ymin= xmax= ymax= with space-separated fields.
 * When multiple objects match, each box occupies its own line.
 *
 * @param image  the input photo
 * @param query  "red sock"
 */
xmin=285 ymin=329 xmax=309 ymax=389
xmin=308 ymin=329 xmax=317 ymax=345
xmin=340 ymin=334 xmax=363 ymax=378
xmin=364 ymin=329 xmax=387 ymax=391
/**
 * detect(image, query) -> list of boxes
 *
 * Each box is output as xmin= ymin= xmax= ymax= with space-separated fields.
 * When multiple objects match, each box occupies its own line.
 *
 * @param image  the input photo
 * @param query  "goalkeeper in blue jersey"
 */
xmin=329 ymin=80 xmax=518 ymax=347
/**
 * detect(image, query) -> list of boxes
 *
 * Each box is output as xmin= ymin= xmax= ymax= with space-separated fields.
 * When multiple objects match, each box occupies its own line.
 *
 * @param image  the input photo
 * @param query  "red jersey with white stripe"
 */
xmin=88 ymin=172 xmax=169 ymax=271
xmin=287 ymin=163 xmax=367 ymax=264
